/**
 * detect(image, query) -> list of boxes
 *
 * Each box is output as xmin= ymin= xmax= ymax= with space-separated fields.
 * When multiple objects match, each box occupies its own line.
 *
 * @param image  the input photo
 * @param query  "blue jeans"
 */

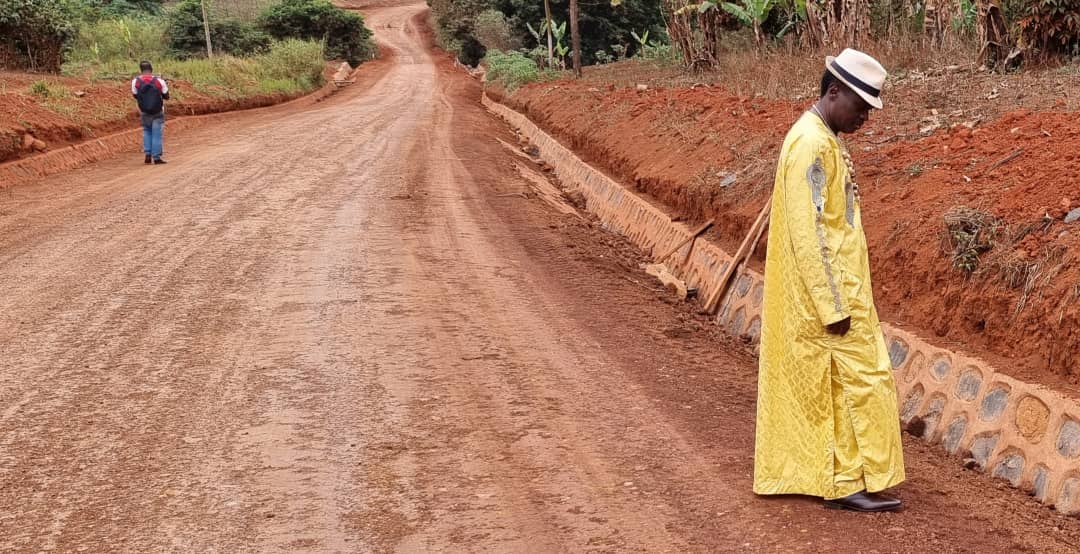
xmin=141 ymin=116 xmax=164 ymax=159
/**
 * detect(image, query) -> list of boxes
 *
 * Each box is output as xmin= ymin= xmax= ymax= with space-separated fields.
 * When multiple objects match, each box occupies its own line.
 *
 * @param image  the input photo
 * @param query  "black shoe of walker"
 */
xmin=145 ymin=154 xmax=152 ymax=164
xmin=824 ymin=491 xmax=902 ymax=512
xmin=153 ymin=158 xmax=167 ymax=165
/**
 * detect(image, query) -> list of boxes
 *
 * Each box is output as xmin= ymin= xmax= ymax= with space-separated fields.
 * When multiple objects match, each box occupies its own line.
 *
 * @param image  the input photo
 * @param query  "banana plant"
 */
xmin=527 ymin=20 xmax=570 ymax=68
xmin=680 ymin=0 xmax=778 ymax=46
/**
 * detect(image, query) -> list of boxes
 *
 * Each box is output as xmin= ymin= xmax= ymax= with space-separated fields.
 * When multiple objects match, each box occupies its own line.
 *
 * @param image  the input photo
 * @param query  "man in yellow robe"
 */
xmin=754 ymin=49 xmax=906 ymax=512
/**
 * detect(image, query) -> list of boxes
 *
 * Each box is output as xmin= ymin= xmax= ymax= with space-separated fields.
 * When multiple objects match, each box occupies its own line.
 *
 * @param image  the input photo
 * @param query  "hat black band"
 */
xmin=830 ymin=61 xmax=880 ymax=98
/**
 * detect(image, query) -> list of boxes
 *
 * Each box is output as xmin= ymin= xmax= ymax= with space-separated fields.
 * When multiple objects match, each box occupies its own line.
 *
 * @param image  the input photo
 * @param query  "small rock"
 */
xmin=1064 ymin=207 xmax=1080 ymax=223
xmin=623 ymin=481 xmax=634 ymax=487
xmin=74 ymin=91 xmax=87 ymax=98
xmin=31 ymin=139 xmax=47 ymax=152
xmin=963 ymin=457 xmax=979 ymax=470
xmin=636 ymin=84 xmax=648 ymax=92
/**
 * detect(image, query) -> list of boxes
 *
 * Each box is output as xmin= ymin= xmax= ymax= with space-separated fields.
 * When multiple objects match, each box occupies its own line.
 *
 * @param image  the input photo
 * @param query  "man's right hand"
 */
xmin=826 ymin=317 xmax=851 ymax=336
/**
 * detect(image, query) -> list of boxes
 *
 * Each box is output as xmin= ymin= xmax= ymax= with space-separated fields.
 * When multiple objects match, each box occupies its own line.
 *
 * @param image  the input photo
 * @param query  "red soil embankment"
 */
xmin=494 ymin=78 xmax=1080 ymax=388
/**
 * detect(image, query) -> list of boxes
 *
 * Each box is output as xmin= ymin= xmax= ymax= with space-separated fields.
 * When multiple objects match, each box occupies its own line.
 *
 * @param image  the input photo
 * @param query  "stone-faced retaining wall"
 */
xmin=483 ymin=92 xmax=1080 ymax=515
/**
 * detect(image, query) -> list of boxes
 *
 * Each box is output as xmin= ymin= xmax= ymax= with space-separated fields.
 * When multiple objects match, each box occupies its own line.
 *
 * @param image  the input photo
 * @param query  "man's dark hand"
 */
xmin=826 ymin=317 xmax=851 ymax=336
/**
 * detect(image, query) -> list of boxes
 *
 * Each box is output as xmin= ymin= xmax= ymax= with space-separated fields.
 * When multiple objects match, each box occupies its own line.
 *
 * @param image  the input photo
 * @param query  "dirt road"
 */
xmin=2 ymin=3 xmax=1080 ymax=552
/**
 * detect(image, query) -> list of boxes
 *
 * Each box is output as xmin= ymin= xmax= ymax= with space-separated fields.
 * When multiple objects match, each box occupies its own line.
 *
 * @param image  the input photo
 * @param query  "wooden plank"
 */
xmin=703 ymin=198 xmax=771 ymax=314
xmin=654 ymin=218 xmax=714 ymax=263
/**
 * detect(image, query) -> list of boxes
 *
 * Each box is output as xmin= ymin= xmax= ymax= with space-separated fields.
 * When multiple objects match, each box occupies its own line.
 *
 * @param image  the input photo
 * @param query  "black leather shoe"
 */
xmin=824 ymin=491 xmax=902 ymax=512
xmin=144 ymin=154 xmax=152 ymax=164
xmin=153 ymin=158 xmax=167 ymax=165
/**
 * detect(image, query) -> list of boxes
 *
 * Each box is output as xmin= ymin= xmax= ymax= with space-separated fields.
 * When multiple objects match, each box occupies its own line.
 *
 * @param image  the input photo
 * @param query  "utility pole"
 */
xmin=201 ymin=0 xmax=214 ymax=58
xmin=570 ymin=0 xmax=582 ymax=77
xmin=543 ymin=0 xmax=554 ymax=68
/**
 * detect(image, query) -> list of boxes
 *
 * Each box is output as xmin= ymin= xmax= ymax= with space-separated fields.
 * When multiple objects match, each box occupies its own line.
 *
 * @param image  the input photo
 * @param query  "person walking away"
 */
xmin=753 ymin=49 xmax=906 ymax=512
xmin=132 ymin=60 xmax=170 ymax=165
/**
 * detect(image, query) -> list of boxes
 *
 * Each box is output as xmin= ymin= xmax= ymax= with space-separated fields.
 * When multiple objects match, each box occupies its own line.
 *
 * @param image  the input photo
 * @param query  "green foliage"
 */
xmin=952 ymin=0 xmax=977 ymax=35
xmin=167 ymin=0 xmax=271 ymax=58
xmin=257 ymin=37 xmax=324 ymax=87
xmin=29 ymin=79 xmax=69 ymax=98
xmin=66 ymin=17 xmax=168 ymax=64
xmin=429 ymin=0 xmax=666 ymax=66
xmin=641 ymin=41 xmax=675 ymax=62
xmin=0 ymin=0 xmax=78 ymax=71
xmin=484 ymin=48 xmax=539 ymax=90
xmin=259 ymin=0 xmax=375 ymax=65
xmin=1019 ymin=0 xmax=1080 ymax=58
xmin=474 ymin=8 xmax=518 ymax=51
xmin=594 ymin=49 xmax=613 ymax=64
xmin=159 ymin=39 xmax=324 ymax=96
xmin=78 ymin=0 xmax=164 ymax=20
xmin=428 ymin=0 xmax=489 ymax=65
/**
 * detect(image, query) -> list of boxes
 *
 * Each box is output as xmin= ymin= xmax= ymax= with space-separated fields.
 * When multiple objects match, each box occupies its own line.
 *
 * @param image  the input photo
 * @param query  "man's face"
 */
xmin=828 ymin=84 xmax=873 ymax=134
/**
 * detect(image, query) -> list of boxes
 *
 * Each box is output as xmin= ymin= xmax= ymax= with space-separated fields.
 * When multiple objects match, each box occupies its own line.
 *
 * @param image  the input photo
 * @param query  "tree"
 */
xmin=570 ymin=0 xmax=581 ymax=75
xmin=0 ymin=0 xmax=77 ymax=72
xmin=259 ymin=0 xmax=375 ymax=65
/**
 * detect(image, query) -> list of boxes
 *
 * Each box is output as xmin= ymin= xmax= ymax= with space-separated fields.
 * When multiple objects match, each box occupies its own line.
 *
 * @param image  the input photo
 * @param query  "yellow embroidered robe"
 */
xmin=753 ymin=112 xmax=906 ymax=500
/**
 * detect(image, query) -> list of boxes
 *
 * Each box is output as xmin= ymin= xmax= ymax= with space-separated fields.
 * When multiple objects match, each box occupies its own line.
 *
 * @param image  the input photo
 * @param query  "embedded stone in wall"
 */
xmin=1016 ymin=395 xmax=1051 ymax=444
xmin=900 ymin=386 xmax=924 ymax=423
xmin=1058 ymin=477 xmax=1080 ymax=515
xmin=718 ymin=292 xmax=734 ymax=323
xmin=745 ymin=317 xmax=761 ymax=342
xmin=931 ymin=357 xmax=951 ymax=381
xmin=955 ymin=369 xmax=983 ymax=402
xmin=1033 ymin=465 xmax=1050 ymax=501
xmin=979 ymin=386 xmax=1010 ymax=422
xmin=943 ymin=415 xmax=968 ymax=454
xmin=991 ymin=453 xmax=1025 ymax=486
xmin=729 ymin=307 xmax=746 ymax=336
xmin=888 ymin=338 xmax=909 ymax=370
xmin=902 ymin=352 xmax=925 ymax=384
xmin=970 ymin=433 xmax=1000 ymax=468
xmin=1056 ymin=419 xmax=1080 ymax=459
xmin=751 ymin=283 xmax=764 ymax=308
xmin=922 ymin=395 xmax=947 ymax=440
xmin=735 ymin=274 xmax=752 ymax=298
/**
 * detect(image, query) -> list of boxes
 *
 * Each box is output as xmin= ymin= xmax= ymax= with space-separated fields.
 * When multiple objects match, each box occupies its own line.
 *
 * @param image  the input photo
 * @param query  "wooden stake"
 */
xmin=654 ymin=219 xmax=714 ymax=263
xmin=703 ymin=198 xmax=771 ymax=314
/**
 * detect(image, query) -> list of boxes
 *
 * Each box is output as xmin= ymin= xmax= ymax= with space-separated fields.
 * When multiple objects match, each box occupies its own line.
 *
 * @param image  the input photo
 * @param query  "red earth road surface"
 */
xmin=1 ymin=2 xmax=1080 ymax=552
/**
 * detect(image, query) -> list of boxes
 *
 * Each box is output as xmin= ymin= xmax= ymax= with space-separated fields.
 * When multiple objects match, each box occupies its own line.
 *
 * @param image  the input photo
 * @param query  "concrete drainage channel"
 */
xmin=483 ymin=92 xmax=1080 ymax=515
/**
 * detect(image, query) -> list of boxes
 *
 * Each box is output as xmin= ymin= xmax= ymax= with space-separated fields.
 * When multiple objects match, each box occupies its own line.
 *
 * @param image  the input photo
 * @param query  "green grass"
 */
xmin=484 ymin=49 xmax=541 ymax=91
xmin=29 ymin=80 xmax=70 ymax=99
xmin=62 ymin=39 xmax=326 ymax=99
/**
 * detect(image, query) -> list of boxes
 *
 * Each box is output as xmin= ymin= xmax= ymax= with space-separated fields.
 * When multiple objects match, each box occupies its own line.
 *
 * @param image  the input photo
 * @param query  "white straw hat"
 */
xmin=825 ymin=48 xmax=887 ymax=109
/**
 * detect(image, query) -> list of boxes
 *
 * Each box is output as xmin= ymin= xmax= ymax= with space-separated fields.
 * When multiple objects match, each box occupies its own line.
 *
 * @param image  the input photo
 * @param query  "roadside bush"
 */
xmin=160 ymin=38 xmax=324 ymax=96
xmin=0 ymin=0 xmax=78 ymax=71
xmin=474 ymin=9 xmax=518 ymax=52
xmin=257 ymin=38 xmax=325 ymax=87
xmin=66 ymin=17 xmax=168 ymax=64
xmin=428 ymin=0 xmax=488 ymax=65
xmin=484 ymin=49 xmax=539 ymax=90
xmin=29 ymin=79 xmax=69 ymax=98
xmin=259 ymin=0 xmax=375 ymax=65
xmin=78 ymin=0 xmax=164 ymax=20
xmin=211 ymin=17 xmax=273 ymax=55
xmin=1018 ymin=0 xmax=1080 ymax=59
xmin=167 ymin=0 xmax=270 ymax=58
